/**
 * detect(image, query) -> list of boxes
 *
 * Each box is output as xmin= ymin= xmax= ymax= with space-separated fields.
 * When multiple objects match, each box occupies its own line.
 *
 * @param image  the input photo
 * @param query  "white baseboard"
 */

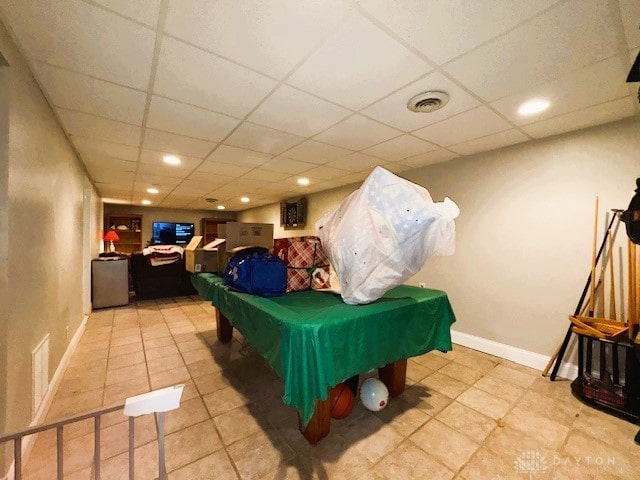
xmin=451 ymin=329 xmax=578 ymax=380
xmin=2 ymin=314 xmax=88 ymax=480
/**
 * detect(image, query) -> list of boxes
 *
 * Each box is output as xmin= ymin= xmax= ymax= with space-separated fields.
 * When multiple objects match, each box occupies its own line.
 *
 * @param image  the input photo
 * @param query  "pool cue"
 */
xmin=609 ymin=231 xmax=616 ymax=320
xmin=548 ymin=210 xmax=622 ymax=380
xmin=589 ymin=197 xmax=598 ymax=316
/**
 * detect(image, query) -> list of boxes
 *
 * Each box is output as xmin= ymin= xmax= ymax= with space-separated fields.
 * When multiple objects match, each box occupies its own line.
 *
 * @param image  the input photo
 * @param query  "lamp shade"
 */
xmin=104 ymin=230 xmax=120 ymax=242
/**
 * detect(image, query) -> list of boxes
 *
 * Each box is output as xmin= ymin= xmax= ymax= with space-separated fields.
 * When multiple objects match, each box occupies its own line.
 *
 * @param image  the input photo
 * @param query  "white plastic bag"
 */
xmin=315 ymin=166 xmax=459 ymax=305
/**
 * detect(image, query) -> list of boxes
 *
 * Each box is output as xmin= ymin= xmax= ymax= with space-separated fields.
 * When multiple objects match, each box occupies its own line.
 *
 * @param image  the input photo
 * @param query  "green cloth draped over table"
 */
xmin=192 ymin=273 xmax=456 ymax=426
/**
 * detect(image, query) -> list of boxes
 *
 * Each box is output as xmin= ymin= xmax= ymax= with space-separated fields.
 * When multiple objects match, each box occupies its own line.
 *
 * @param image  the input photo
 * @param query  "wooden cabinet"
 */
xmin=201 ymin=218 xmax=227 ymax=244
xmin=105 ymin=213 xmax=143 ymax=254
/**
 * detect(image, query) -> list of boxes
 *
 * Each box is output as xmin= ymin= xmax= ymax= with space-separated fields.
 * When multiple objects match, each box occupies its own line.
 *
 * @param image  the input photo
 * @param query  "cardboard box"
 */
xmin=185 ymin=236 xmax=226 ymax=273
xmin=222 ymin=222 xmax=274 ymax=250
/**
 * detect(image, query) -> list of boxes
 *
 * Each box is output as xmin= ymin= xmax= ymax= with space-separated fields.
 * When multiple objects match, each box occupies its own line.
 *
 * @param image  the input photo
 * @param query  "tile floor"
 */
xmin=20 ymin=296 xmax=640 ymax=479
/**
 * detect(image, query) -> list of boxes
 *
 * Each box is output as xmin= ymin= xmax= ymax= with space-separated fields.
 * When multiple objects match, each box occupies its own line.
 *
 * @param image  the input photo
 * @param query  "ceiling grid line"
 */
xmin=2 ymin=0 xmax=637 ymax=210
xmin=353 ymin=2 xmax=536 ymax=142
xmin=131 ymin=0 xmax=170 ymax=203
xmin=170 ymin=6 xmax=359 ymax=206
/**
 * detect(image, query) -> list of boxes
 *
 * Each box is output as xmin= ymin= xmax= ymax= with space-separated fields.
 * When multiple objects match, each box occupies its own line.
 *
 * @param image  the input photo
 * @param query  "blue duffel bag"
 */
xmin=224 ymin=247 xmax=287 ymax=297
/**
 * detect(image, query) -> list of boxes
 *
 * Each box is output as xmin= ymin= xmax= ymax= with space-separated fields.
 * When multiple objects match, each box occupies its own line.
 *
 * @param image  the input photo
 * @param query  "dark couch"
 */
xmin=130 ymin=253 xmax=197 ymax=300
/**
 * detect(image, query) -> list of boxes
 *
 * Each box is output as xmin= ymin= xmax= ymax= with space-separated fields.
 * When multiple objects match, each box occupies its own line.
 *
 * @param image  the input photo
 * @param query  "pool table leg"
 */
xmin=215 ymin=309 xmax=233 ymax=343
xmin=378 ymin=359 xmax=408 ymax=397
xmin=300 ymin=394 xmax=331 ymax=444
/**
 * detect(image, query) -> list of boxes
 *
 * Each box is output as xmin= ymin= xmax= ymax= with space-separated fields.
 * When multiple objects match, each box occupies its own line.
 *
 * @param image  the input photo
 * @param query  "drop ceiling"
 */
xmin=0 ymin=0 xmax=638 ymax=211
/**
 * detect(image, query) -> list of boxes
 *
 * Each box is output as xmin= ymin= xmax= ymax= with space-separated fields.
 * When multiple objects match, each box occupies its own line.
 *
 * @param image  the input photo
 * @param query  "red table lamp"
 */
xmin=104 ymin=230 xmax=120 ymax=252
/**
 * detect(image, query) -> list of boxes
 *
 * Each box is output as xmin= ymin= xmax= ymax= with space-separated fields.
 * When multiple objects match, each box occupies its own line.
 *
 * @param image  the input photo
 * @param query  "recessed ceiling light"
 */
xmin=147 ymin=187 xmax=159 ymax=194
xmin=217 ymin=205 xmax=226 ymax=210
xmin=297 ymin=177 xmax=310 ymax=186
xmin=141 ymin=199 xmax=151 ymax=205
xmin=163 ymin=155 xmax=181 ymax=166
xmin=240 ymin=196 xmax=250 ymax=203
xmin=517 ymin=98 xmax=550 ymax=116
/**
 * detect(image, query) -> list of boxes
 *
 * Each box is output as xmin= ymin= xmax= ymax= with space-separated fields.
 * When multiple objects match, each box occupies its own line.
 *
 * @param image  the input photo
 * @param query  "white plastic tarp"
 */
xmin=316 ymin=166 xmax=459 ymax=305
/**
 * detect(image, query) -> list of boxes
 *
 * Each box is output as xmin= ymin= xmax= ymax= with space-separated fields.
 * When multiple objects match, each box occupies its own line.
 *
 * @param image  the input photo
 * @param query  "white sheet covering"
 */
xmin=316 ymin=166 xmax=459 ymax=305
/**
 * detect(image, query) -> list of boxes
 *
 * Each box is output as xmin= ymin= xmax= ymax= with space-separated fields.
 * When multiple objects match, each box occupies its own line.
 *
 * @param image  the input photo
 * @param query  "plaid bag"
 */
xmin=273 ymin=236 xmax=331 ymax=292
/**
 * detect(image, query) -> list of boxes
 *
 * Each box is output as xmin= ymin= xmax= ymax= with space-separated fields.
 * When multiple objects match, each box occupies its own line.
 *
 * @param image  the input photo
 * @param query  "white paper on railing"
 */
xmin=123 ymin=384 xmax=184 ymax=417
xmin=316 ymin=166 xmax=459 ymax=305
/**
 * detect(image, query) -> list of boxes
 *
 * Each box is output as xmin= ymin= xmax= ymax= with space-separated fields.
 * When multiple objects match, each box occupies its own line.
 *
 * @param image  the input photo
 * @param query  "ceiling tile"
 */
xmin=165 ymin=0 xmax=352 ymax=79
xmin=287 ymin=12 xmax=431 ymax=110
xmin=89 ymin=168 xmax=135 ymax=184
xmin=92 ymin=0 xmax=161 ymax=27
xmin=399 ymin=149 xmax=460 ymax=168
xmin=172 ymin=180 xmax=218 ymax=196
xmin=360 ymin=0 xmax=559 ymax=65
xmin=58 ymin=109 xmax=141 ymax=146
xmin=619 ymin=0 xmax=640 ymax=49
xmin=259 ymin=157 xmax=316 ymax=175
xmin=280 ymin=140 xmax=352 ymax=164
xmin=137 ymin=162 xmax=191 ymax=179
xmin=362 ymin=71 xmax=481 ymax=131
xmin=143 ymin=128 xmax=217 ymax=158
xmin=139 ymin=149 xmax=202 ymax=170
xmin=1 ymin=0 xmax=155 ymax=89
xmin=146 ymin=96 xmax=239 ymax=142
xmin=491 ymin=56 xmax=632 ymax=125
xmin=206 ymin=145 xmax=272 ymax=168
xmin=154 ymin=37 xmax=276 ymax=118
xmin=314 ymin=115 xmax=402 ymax=150
xmin=444 ymin=0 xmax=621 ymax=101
xmin=187 ymin=171 xmax=236 ymax=184
xmin=71 ymin=136 xmax=139 ymax=161
xmin=195 ymin=161 xmax=252 ymax=177
xmin=412 ymin=106 xmax=513 ymax=146
xmin=133 ymin=182 xmax=169 ymax=194
xmin=132 ymin=173 xmax=183 ymax=187
xmin=248 ymin=85 xmax=351 ymax=137
xmin=33 ymin=62 xmax=146 ymax=125
xmin=241 ymin=169 xmax=291 ymax=182
xmin=81 ymin=153 xmax=137 ymax=172
xmin=362 ymin=135 xmax=438 ymax=161
xmin=303 ymin=165 xmax=351 ymax=180
xmin=326 ymin=152 xmax=382 ymax=172
xmin=522 ymin=97 xmax=637 ymax=138
xmin=224 ymin=123 xmax=304 ymax=155
xmin=448 ymin=129 xmax=529 ymax=156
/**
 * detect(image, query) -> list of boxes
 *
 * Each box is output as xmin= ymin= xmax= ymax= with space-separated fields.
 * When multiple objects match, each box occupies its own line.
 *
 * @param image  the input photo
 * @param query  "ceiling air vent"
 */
xmin=205 ymin=197 xmax=218 ymax=203
xmin=407 ymin=91 xmax=449 ymax=113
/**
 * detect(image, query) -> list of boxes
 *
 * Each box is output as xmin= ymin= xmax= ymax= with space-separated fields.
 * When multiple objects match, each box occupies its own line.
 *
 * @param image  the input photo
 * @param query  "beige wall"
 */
xmin=104 ymin=204 xmax=236 ymax=248
xmin=0 ymin=48 xmax=9 ymax=463
xmin=238 ymin=186 xmax=357 ymax=239
xmin=0 ymin=19 xmax=98 ymax=447
xmin=238 ymin=116 xmax=640 ymax=358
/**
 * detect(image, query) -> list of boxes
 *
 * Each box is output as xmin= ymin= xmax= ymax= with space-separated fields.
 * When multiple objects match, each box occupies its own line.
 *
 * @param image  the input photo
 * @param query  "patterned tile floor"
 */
xmin=20 ymin=296 xmax=640 ymax=479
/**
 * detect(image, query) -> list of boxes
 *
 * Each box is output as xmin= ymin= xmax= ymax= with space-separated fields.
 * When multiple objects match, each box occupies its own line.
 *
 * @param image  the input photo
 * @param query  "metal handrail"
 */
xmin=1 ymin=385 xmax=183 ymax=480
xmin=0 ymin=402 xmax=125 ymax=480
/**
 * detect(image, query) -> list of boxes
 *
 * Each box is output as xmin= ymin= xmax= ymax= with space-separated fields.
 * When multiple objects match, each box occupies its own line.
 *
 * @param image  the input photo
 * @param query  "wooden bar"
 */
xmin=378 ymin=359 xmax=408 ymax=398
xmin=216 ymin=309 xmax=233 ymax=343
xmin=300 ymin=394 xmax=331 ymax=444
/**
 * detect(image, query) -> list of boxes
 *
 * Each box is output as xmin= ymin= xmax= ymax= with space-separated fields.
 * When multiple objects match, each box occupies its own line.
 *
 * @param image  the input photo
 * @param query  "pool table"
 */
xmin=192 ymin=273 xmax=455 ymax=443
